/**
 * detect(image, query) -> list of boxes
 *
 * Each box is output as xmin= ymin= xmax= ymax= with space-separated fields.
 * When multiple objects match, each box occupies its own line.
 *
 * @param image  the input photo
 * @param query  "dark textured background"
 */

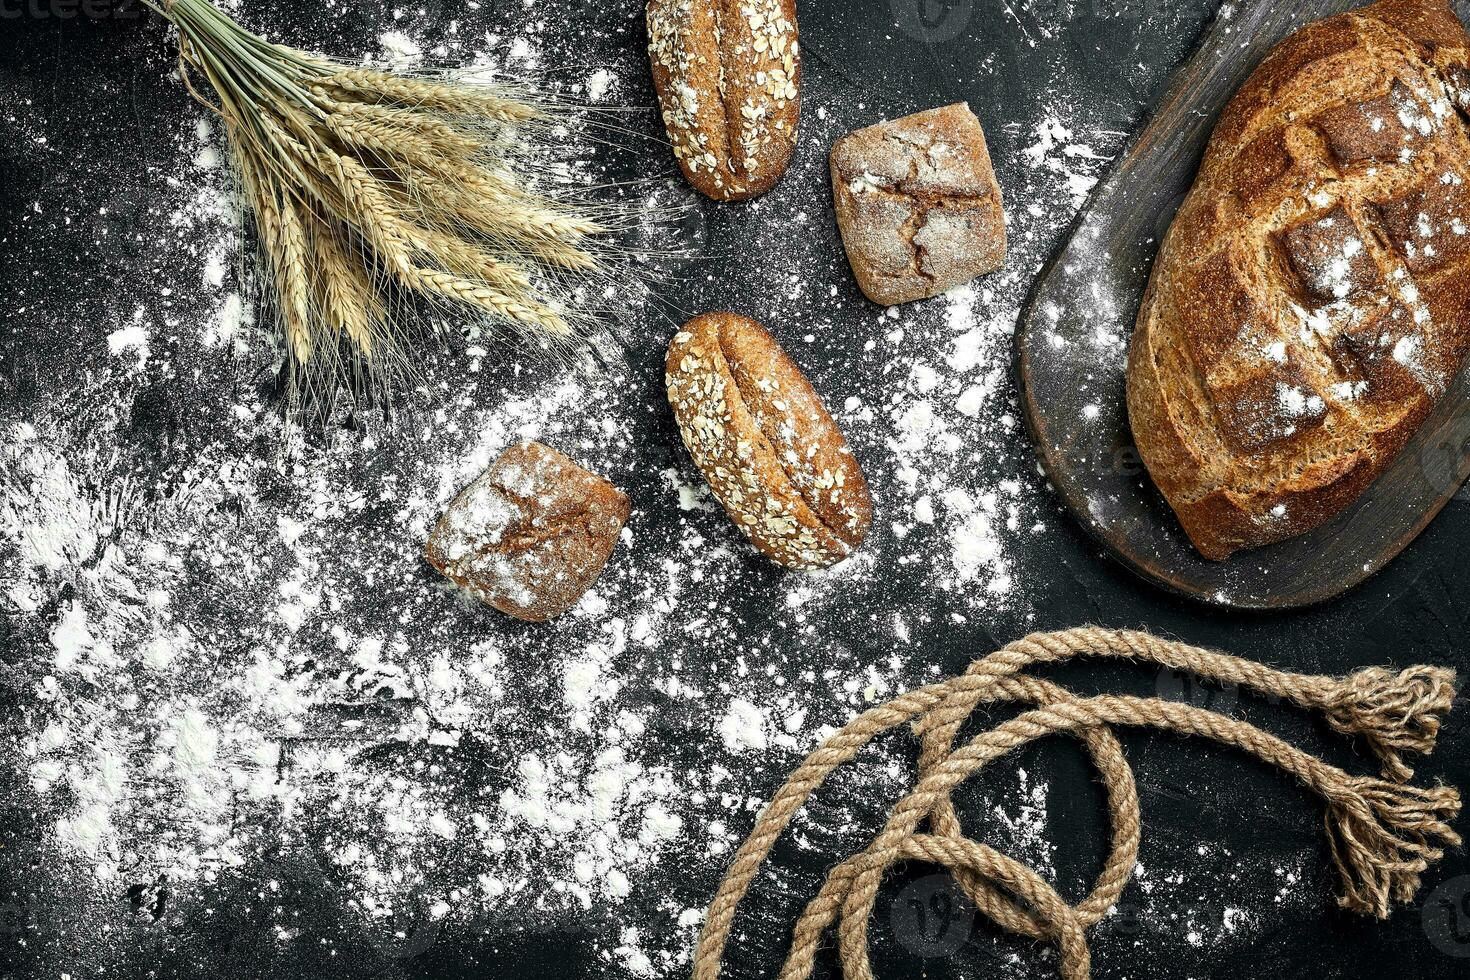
xmin=2 ymin=1 xmax=1469 ymax=978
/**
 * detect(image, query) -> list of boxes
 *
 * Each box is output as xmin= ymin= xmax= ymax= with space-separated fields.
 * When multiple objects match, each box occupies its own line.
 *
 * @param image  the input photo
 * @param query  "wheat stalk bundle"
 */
xmin=144 ymin=0 xmax=642 ymax=413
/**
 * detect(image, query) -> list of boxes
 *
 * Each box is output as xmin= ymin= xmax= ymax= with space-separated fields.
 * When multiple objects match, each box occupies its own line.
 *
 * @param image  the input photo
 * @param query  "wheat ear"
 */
xmin=312 ymin=218 xmax=383 ymax=359
xmin=322 ymin=68 xmax=548 ymax=124
xmin=148 ymin=0 xmax=661 ymax=414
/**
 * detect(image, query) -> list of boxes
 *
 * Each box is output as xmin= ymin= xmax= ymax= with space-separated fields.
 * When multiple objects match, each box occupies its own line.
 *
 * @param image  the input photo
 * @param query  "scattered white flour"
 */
xmin=0 ymin=5 xmax=1299 ymax=980
xmin=376 ymin=29 xmax=422 ymax=65
xmin=586 ymin=67 xmax=617 ymax=102
xmin=718 ymin=698 xmax=770 ymax=752
xmin=1023 ymin=117 xmax=1118 ymax=205
xmin=106 ymin=323 xmax=148 ymax=358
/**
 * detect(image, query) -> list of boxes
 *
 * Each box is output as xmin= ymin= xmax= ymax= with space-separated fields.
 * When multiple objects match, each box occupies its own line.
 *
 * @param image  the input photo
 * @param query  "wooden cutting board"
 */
xmin=1015 ymin=0 xmax=1470 ymax=610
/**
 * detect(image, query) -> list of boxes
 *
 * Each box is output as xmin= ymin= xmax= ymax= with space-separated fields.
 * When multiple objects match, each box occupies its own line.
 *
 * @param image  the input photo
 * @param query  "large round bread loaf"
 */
xmin=1127 ymin=0 xmax=1470 ymax=560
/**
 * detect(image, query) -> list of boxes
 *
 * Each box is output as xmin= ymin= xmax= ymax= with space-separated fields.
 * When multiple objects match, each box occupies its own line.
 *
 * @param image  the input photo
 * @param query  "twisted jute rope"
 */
xmin=692 ymin=626 xmax=1462 ymax=979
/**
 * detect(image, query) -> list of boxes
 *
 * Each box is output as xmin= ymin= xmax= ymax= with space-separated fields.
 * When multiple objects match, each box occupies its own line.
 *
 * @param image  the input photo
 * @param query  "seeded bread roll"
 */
xmin=665 ymin=312 xmax=872 ymax=569
xmin=830 ymin=103 xmax=1006 ymax=305
xmin=425 ymin=441 xmax=629 ymax=621
xmin=646 ymin=0 xmax=800 ymax=201
xmin=1127 ymin=0 xmax=1470 ymax=560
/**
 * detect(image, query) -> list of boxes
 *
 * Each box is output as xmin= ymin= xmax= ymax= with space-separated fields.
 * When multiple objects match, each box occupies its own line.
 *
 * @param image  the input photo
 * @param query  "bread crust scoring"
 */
xmin=646 ymin=0 xmax=800 ymax=201
xmin=424 ymin=442 xmax=630 ymax=621
xmin=665 ymin=312 xmax=872 ymax=569
xmin=830 ymin=103 xmax=1006 ymax=306
xmin=1128 ymin=0 xmax=1470 ymax=560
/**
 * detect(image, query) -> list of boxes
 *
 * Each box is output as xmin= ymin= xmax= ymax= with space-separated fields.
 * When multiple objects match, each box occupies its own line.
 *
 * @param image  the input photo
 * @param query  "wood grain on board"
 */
xmin=1015 ymin=0 xmax=1470 ymax=609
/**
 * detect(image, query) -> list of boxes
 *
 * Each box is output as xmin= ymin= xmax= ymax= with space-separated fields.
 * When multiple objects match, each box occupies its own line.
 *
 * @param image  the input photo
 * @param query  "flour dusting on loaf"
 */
xmin=425 ymin=441 xmax=630 ymax=621
xmin=1127 ymin=0 xmax=1470 ymax=560
xmin=831 ymin=103 xmax=1006 ymax=306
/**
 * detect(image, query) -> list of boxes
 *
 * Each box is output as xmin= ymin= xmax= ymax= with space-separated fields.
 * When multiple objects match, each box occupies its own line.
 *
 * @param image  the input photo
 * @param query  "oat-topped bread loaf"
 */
xmin=425 ymin=442 xmax=629 ymax=621
xmin=646 ymin=0 xmax=799 ymax=201
xmin=666 ymin=312 xmax=871 ymax=569
xmin=1127 ymin=0 xmax=1470 ymax=560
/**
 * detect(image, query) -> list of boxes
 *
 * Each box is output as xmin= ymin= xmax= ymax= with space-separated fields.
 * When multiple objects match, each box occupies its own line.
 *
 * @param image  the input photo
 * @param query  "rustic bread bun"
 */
xmin=1127 ymin=0 xmax=1470 ymax=560
xmin=646 ymin=0 xmax=799 ymax=201
xmin=665 ymin=312 xmax=872 ymax=568
xmin=425 ymin=441 xmax=629 ymax=621
xmin=830 ymin=103 xmax=1006 ymax=306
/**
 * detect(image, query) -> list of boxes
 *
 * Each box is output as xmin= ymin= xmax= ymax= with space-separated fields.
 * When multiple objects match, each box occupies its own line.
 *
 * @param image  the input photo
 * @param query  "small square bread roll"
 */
xmin=830 ymin=103 xmax=1006 ymax=306
xmin=425 ymin=441 xmax=629 ymax=621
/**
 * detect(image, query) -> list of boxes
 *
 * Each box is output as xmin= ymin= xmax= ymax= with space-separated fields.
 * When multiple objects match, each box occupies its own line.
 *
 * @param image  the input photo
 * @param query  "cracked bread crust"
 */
xmin=665 ymin=312 xmax=872 ymax=569
xmin=646 ymin=0 xmax=800 ymax=202
xmin=1127 ymin=0 xmax=1470 ymax=561
xmin=424 ymin=441 xmax=630 ymax=621
xmin=830 ymin=103 xmax=1006 ymax=306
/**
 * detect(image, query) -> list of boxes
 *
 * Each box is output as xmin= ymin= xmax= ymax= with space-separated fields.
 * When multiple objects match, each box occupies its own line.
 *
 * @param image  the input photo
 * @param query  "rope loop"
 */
xmin=692 ymin=627 xmax=1461 ymax=980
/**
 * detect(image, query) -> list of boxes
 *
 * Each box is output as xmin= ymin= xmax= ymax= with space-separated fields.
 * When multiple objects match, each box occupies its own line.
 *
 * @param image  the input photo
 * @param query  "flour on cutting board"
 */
xmin=1 ymin=6 xmax=1281 ymax=980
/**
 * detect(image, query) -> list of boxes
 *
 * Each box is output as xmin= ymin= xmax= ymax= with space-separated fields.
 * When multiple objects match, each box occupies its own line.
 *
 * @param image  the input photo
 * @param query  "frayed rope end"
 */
xmin=1326 ymin=666 xmax=1457 ymax=781
xmin=1326 ymin=776 xmax=1462 ymax=918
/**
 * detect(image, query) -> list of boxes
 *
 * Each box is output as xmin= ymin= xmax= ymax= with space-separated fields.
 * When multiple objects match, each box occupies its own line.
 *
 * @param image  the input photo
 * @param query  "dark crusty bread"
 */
xmin=1127 ymin=0 xmax=1470 ymax=560
xmin=830 ymin=103 xmax=1006 ymax=306
xmin=425 ymin=441 xmax=629 ymax=621
xmin=665 ymin=312 xmax=872 ymax=569
xmin=646 ymin=0 xmax=799 ymax=201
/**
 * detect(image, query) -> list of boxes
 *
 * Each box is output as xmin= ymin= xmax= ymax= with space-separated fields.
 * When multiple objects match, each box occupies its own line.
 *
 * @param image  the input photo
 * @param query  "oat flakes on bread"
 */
xmin=646 ymin=0 xmax=800 ymax=201
xmin=425 ymin=441 xmax=630 ymax=621
xmin=1127 ymin=0 xmax=1470 ymax=560
xmin=665 ymin=312 xmax=872 ymax=569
